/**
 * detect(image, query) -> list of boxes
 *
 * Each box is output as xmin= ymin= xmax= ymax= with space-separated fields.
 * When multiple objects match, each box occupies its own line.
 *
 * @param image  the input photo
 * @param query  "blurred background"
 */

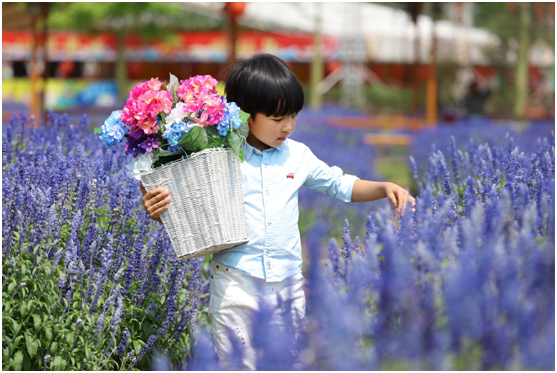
xmin=3 ymin=2 xmax=554 ymax=121
xmin=2 ymin=2 xmax=555 ymax=222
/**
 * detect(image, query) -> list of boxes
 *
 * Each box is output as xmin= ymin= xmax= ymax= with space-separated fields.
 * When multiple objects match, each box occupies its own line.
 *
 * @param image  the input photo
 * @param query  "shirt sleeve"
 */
xmin=302 ymin=145 xmax=360 ymax=202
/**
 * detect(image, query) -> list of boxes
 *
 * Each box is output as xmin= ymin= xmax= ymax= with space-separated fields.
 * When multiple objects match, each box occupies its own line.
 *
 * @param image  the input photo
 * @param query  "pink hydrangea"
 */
xmin=120 ymin=78 xmax=173 ymax=135
xmin=176 ymin=75 xmax=225 ymax=127
xmin=191 ymin=93 xmax=226 ymax=127
xmin=177 ymin=75 xmax=218 ymax=99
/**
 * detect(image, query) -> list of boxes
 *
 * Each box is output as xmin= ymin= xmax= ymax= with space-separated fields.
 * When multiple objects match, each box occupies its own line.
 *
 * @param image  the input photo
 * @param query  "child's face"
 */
xmin=246 ymin=113 xmax=297 ymax=152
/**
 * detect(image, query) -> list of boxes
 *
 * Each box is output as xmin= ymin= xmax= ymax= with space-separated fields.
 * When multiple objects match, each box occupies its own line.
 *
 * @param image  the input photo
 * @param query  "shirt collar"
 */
xmin=242 ymin=139 xmax=290 ymax=160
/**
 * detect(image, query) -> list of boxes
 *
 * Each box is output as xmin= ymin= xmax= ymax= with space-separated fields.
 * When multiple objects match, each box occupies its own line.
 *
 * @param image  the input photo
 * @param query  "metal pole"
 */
xmin=40 ymin=3 xmax=50 ymax=125
xmin=28 ymin=3 xmax=41 ymax=127
xmin=425 ymin=4 xmax=441 ymax=127
xmin=514 ymin=2 xmax=531 ymax=120
xmin=309 ymin=2 xmax=324 ymax=109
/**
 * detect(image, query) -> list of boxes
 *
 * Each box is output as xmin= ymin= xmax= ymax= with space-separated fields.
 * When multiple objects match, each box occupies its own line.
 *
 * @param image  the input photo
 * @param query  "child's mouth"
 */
xmin=277 ymin=137 xmax=286 ymax=141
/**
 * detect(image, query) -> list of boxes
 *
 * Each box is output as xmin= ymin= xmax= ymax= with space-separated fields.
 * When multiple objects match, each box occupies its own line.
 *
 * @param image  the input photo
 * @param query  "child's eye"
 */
xmin=272 ymin=118 xmax=283 ymax=122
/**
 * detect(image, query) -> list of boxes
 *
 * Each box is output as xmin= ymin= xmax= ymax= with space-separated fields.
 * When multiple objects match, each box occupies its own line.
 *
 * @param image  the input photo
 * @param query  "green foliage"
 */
xmin=48 ymin=2 xmax=225 ymax=36
xmin=2 ymin=218 xmax=198 ymax=371
xmin=225 ymin=131 xmax=244 ymax=163
xmin=178 ymin=126 xmax=209 ymax=153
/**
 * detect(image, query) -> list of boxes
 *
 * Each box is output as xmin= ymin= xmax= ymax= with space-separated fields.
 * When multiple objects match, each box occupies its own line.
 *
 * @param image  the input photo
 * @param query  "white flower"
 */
xmin=126 ymin=152 xmax=158 ymax=180
xmin=165 ymin=103 xmax=188 ymax=126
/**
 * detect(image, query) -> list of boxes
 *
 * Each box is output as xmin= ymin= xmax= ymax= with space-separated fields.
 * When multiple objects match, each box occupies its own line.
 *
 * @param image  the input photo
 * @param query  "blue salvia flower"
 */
xmin=443 ymin=173 xmax=453 ymax=197
xmin=409 ymin=155 xmax=419 ymax=184
xmin=462 ymin=176 xmax=476 ymax=217
xmin=448 ymin=135 xmax=460 ymax=182
xmin=88 ymin=274 xmax=104 ymax=314
xmin=326 ymin=238 xmax=342 ymax=285
xmin=116 ymin=328 xmax=131 ymax=357
xmin=504 ymin=147 xmax=525 ymax=184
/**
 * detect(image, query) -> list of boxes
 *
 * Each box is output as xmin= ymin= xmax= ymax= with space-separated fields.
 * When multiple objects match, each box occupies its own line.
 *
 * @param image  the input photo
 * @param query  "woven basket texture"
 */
xmin=141 ymin=148 xmax=249 ymax=261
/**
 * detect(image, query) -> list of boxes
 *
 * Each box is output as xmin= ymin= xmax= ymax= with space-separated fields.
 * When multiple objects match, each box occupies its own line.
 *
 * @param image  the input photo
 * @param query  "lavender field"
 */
xmin=2 ymin=110 xmax=555 ymax=370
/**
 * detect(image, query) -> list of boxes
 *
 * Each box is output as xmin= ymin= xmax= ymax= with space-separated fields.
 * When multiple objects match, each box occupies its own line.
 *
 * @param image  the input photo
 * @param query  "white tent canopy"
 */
xmin=181 ymin=2 xmax=501 ymax=65
xmin=181 ymin=2 xmax=553 ymax=67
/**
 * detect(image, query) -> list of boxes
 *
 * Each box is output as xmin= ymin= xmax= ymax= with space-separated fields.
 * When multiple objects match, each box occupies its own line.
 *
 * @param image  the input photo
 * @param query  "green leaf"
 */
xmin=25 ymin=334 xmax=39 ymax=358
xmin=4 ymin=340 xmax=13 ymax=359
xmin=44 ymin=325 xmax=53 ymax=342
xmin=226 ymin=131 xmax=244 ymax=162
xmin=159 ymin=112 xmax=167 ymax=123
xmin=51 ymin=356 xmax=66 ymax=371
xmin=178 ymin=126 xmax=208 ymax=152
xmin=94 ymin=128 xmax=102 ymax=135
xmin=157 ymin=148 xmax=182 ymax=157
xmin=11 ymin=350 xmax=23 ymax=370
xmin=22 ymin=353 xmax=31 ymax=371
xmin=13 ymin=335 xmax=24 ymax=348
xmin=12 ymin=319 xmax=21 ymax=337
xmin=239 ymin=110 xmax=250 ymax=124
xmin=32 ymin=314 xmax=42 ymax=330
xmin=132 ymin=340 xmax=143 ymax=356
xmin=205 ymin=126 xmax=224 ymax=148
xmin=66 ymin=332 xmax=74 ymax=346
xmin=167 ymin=72 xmax=179 ymax=98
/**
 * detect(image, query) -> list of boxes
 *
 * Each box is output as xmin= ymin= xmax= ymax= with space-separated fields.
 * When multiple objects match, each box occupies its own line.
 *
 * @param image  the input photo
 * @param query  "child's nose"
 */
xmin=283 ymin=119 xmax=293 ymax=132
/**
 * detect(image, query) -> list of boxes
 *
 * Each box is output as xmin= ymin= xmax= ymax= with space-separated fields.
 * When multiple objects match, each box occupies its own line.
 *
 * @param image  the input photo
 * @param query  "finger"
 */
xmin=396 ymin=191 xmax=406 ymax=214
xmin=142 ymin=188 xmax=165 ymax=202
xmin=151 ymin=204 xmax=170 ymax=220
xmin=139 ymin=182 xmax=147 ymax=196
xmin=409 ymin=196 xmax=416 ymax=207
xmin=144 ymin=189 xmax=169 ymax=205
xmin=148 ymin=196 xmax=171 ymax=213
xmin=387 ymin=192 xmax=398 ymax=211
xmin=400 ymin=192 xmax=409 ymax=215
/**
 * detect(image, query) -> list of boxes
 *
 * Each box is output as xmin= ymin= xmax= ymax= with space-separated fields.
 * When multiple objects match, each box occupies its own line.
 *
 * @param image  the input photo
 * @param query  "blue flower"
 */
xmin=99 ymin=111 xmax=128 ymax=150
xmin=162 ymin=121 xmax=195 ymax=151
xmin=216 ymin=101 xmax=243 ymax=137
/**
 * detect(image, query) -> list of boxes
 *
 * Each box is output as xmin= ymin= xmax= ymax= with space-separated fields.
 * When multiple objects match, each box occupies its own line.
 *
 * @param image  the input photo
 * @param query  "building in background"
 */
xmin=2 ymin=2 xmax=554 ymax=119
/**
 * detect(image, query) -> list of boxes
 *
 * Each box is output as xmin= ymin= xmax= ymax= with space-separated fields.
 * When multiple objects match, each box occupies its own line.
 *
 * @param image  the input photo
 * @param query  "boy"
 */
xmin=140 ymin=53 xmax=415 ymax=370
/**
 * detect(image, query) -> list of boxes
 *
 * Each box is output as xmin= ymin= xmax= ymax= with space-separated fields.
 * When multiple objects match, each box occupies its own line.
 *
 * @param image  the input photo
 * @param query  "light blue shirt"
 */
xmin=212 ymin=138 xmax=359 ymax=282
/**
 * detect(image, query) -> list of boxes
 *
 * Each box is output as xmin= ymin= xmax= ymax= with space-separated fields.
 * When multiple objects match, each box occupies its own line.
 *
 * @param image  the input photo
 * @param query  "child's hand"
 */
xmin=139 ymin=182 xmax=171 ymax=224
xmin=383 ymin=182 xmax=415 ymax=215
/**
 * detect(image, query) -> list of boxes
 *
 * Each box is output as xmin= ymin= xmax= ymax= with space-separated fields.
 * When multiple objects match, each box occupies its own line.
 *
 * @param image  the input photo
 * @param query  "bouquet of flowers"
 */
xmin=95 ymin=74 xmax=250 ymax=180
xmin=94 ymin=74 xmax=251 ymax=260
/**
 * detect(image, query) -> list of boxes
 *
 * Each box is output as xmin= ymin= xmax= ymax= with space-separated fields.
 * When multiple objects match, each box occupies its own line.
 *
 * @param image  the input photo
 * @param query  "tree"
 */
xmin=48 ymin=2 xmax=225 ymax=101
xmin=474 ymin=2 xmax=554 ymax=119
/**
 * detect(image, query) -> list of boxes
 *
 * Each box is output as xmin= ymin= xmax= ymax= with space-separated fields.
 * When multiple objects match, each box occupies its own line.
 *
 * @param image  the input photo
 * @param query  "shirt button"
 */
xmin=265 ymin=190 xmax=269 ymax=195
xmin=267 ymin=222 xmax=272 ymax=225
xmin=263 ymin=164 xmax=267 ymax=168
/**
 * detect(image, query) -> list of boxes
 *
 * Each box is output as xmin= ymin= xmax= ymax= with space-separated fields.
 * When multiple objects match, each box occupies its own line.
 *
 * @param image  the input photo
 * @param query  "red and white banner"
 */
xmin=2 ymin=30 xmax=339 ymax=62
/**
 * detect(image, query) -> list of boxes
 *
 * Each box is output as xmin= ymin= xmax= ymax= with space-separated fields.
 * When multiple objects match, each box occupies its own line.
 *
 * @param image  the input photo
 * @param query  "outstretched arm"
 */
xmin=351 ymin=180 xmax=415 ymax=214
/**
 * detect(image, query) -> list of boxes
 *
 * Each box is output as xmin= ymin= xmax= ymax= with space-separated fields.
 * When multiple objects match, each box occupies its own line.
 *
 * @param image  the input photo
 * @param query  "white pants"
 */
xmin=208 ymin=260 xmax=306 ymax=370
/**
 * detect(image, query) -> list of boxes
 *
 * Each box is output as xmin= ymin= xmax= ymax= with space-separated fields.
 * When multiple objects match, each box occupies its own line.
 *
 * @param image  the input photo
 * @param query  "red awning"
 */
xmin=2 ymin=30 xmax=340 ymax=62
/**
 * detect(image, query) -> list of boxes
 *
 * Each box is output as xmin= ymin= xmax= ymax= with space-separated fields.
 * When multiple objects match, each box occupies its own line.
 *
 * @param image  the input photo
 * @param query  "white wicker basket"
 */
xmin=140 ymin=148 xmax=249 ymax=261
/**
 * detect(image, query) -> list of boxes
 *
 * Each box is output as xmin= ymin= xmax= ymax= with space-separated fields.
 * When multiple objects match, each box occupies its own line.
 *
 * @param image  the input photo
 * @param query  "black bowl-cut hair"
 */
xmin=225 ymin=53 xmax=304 ymax=119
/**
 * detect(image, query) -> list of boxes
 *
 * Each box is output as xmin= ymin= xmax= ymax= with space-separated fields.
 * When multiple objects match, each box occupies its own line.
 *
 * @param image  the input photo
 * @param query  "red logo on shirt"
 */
xmin=286 ymin=173 xmax=294 ymax=179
